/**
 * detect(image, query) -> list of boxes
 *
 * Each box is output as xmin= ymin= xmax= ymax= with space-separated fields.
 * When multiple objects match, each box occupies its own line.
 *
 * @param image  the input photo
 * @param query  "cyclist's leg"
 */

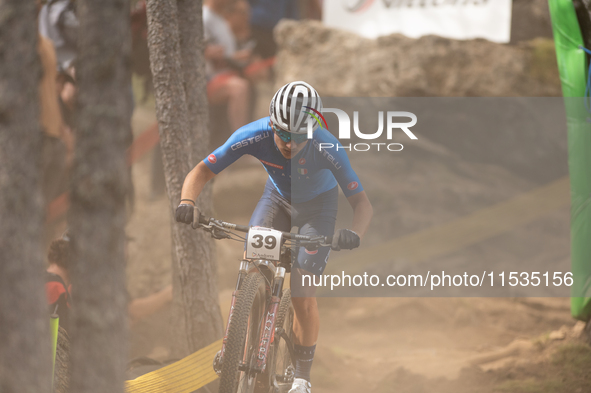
xmin=290 ymin=215 xmax=335 ymax=347
xmin=289 ymin=187 xmax=337 ymax=385
xmin=291 ymin=186 xmax=338 ymax=278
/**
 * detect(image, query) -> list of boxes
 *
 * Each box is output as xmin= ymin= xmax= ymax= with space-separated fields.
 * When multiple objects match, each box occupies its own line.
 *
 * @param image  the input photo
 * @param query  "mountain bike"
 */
xmin=191 ymin=209 xmax=331 ymax=393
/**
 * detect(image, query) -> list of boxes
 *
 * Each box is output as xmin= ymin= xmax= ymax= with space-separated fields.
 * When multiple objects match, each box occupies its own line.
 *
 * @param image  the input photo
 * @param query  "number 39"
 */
xmin=251 ymin=234 xmax=277 ymax=250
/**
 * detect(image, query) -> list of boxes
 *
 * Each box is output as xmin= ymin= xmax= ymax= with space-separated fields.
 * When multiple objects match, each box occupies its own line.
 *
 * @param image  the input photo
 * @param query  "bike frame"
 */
xmin=193 ymin=211 xmax=329 ymax=382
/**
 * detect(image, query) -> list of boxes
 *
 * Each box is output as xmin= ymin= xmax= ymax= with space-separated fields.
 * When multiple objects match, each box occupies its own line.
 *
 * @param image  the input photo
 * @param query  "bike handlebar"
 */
xmin=193 ymin=206 xmax=332 ymax=244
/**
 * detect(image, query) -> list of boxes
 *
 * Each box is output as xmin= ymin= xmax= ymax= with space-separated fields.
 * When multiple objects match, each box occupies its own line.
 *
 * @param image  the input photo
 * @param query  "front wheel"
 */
xmin=255 ymin=289 xmax=295 ymax=393
xmin=219 ymin=272 xmax=267 ymax=393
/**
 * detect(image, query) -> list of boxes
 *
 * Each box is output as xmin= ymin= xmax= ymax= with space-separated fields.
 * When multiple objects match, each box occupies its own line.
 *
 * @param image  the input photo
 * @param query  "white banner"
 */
xmin=323 ymin=0 xmax=512 ymax=43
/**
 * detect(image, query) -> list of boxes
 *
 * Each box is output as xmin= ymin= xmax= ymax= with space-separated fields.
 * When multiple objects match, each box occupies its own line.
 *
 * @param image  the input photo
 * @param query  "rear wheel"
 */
xmin=219 ymin=273 xmax=267 ymax=393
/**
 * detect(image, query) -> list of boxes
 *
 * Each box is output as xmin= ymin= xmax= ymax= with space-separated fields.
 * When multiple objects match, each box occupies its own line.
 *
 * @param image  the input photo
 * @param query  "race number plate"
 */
xmin=246 ymin=227 xmax=283 ymax=261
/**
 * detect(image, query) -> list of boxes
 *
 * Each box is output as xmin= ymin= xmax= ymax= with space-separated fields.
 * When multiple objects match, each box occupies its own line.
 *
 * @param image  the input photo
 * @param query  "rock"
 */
xmin=469 ymin=339 xmax=534 ymax=366
xmin=274 ymin=20 xmax=561 ymax=97
xmin=548 ymin=325 xmax=569 ymax=340
xmin=571 ymin=320 xmax=586 ymax=338
xmin=548 ymin=330 xmax=566 ymax=340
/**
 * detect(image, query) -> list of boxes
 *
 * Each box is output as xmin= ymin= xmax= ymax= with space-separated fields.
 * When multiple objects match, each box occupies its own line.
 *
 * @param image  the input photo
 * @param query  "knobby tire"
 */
xmin=219 ymin=272 xmax=266 ymax=393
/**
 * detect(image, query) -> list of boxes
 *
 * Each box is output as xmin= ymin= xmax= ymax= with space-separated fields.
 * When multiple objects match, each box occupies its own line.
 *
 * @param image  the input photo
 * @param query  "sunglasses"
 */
xmin=271 ymin=123 xmax=309 ymax=144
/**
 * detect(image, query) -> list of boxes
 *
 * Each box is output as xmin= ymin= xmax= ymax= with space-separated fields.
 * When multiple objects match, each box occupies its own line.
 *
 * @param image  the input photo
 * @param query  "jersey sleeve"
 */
xmin=316 ymin=130 xmax=364 ymax=198
xmin=203 ymin=119 xmax=267 ymax=173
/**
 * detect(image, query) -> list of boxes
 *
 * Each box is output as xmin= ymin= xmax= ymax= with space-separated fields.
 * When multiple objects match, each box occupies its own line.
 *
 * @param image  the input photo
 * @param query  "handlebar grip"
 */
xmin=191 ymin=206 xmax=211 ymax=226
xmin=192 ymin=206 xmax=201 ymax=228
xmin=199 ymin=213 xmax=210 ymax=225
xmin=234 ymin=224 xmax=250 ymax=232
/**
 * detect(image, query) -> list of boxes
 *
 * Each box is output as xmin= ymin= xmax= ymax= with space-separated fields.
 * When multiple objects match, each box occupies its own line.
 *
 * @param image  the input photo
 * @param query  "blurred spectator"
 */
xmin=131 ymin=0 xmax=153 ymax=103
xmin=302 ymin=0 xmax=322 ymax=20
xmin=45 ymin=235 xmax=173 ymax=331
xmin=37 ymin=0 xmax=74 ymax=205
xmin=46 ymin=239 xmax=72 ymax=331
xmin=225 ymin=0 xmax=271 ymax=82
xmin=248 ymin=0 xmax=300 ymax=59
xmin=38 ymin=0 xmax=79 ymax=140
xmin=38 ymin=0 xmax=78 ymax=72
xmin=38 ymin=35 xmax=63 ymax=142
xmin=204 ymin=0 xmax=251 ymax=130
xmin=225 ymin=0 xmax=253 ymax=46
xmin=56 ymin=67 xmax=77 ymax=131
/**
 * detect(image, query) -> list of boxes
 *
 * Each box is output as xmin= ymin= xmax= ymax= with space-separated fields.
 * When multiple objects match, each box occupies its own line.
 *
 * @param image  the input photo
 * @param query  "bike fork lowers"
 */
xmin=256 ymin=266 xmax=286 ymax=372
xmin=216 ymin=260 xmax=250 ymax=372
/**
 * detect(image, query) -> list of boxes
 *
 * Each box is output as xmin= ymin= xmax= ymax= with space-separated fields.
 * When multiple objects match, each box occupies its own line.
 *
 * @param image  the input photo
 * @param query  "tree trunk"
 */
xmin=146 ymin=0 xmax=222 ymax=358
xmin=177 ymin=0 xmax=209 ymax=143
xmin=0 ymin=2 xmax=52 ymax=392
xmin=177 ymin=0 xmax=221 ymax=352
xmin=67 ymin=1 xmax=132 ymax=392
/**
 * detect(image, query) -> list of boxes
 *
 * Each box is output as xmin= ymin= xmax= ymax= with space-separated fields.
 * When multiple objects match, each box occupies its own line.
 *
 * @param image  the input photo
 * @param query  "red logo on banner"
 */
xmin=208 ymin=154 xmax=217 ymax=164
xmin=305 ymin=249 xmax=318 ymax=255
xmin=346 ymin=0 xmax=375 ymax=13
xmin=347 ymin=181 xmax=358 ymax=191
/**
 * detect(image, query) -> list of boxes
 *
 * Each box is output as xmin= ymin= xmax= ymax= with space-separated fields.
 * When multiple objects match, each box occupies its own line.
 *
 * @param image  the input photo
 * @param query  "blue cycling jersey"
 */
xmin=204 ymin=117 xmax=364 ymax=203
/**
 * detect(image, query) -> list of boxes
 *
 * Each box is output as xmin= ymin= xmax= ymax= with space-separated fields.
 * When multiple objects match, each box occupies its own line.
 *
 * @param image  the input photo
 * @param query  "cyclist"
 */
xmin=176 ymin=81 xmax=373 ymax=393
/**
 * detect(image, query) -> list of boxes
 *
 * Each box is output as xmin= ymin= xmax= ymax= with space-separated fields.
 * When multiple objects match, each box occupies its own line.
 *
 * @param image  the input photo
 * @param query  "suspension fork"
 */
xmin=255 ymin=266 xmax=286 ymax=372
xmin=220 ymin=260 xmax=250 ymax=359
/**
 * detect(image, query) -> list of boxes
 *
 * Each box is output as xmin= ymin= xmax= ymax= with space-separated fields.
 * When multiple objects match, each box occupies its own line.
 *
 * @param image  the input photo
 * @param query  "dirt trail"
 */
xmin=313 ymin=297 xmax=574 ymax=393
xmin=126 ymin=103 xmax=577 ymax=392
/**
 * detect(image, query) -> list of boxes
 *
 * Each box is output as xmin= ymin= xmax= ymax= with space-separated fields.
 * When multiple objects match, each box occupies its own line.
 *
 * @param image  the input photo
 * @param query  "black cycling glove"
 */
xmin=331 ymin=229 xmax=360 ymax=251
xmin=175 ymin=204 xmax=194 ymax=224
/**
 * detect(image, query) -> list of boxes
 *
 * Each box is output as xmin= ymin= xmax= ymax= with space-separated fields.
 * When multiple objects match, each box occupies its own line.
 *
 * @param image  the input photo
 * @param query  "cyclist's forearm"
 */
xmin=180 ymin=161 xmax=216 ymax=203
xmin=347 ymin=191 xmax=373 ymax=239
xmin=351 ymin=203 xmax=372 ymax=239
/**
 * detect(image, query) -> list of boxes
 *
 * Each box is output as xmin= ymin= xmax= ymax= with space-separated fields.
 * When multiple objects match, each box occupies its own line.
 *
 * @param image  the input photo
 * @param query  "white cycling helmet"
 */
xmin=269 ymin=81 xmax=323 ymax=134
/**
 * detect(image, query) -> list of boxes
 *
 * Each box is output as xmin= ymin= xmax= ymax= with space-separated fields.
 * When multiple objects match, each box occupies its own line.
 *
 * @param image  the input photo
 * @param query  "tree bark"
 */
xmin=0 ymin=2 xmax=52 ymax=392
xmin=67 ymin=1 xmax=132 ymax=392
xmin=177 ymin=0 xmax=209 ymax=143
xmin=146 ymin=0 xmax=222 ymax=358
xmin=177 ymin=0 xmax=221 ymax=352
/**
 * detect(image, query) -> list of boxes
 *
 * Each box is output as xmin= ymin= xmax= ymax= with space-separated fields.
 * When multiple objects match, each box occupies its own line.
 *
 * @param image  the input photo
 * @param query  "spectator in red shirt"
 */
xmin=46 ymin=239 xmax=72 ymax=331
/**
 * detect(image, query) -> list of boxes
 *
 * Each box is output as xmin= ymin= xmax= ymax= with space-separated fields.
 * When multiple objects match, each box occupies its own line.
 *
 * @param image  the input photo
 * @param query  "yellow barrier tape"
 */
xmin=126 ymin=339 xmax=222 ymax=393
